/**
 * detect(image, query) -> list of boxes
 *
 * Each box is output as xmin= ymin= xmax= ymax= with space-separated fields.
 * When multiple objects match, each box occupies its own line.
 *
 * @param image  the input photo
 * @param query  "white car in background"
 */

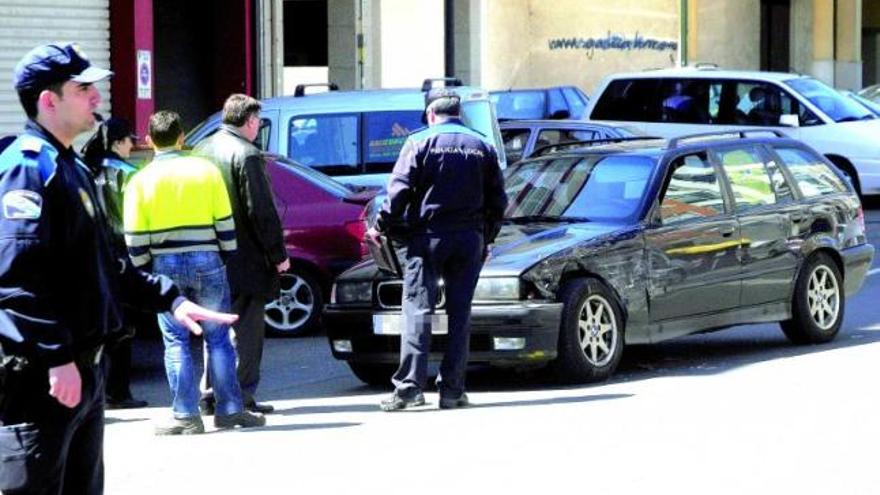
xmin=586 ymin=67 xmax=880 ymax=195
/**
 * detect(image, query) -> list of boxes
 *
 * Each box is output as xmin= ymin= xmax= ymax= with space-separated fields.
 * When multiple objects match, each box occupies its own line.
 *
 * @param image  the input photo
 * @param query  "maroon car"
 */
xmin=265 ymin=156 xmax=376 ymax=336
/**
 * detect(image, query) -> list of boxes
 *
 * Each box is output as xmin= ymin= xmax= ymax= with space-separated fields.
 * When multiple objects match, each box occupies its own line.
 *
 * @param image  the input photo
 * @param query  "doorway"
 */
xmin=760 ymin=0 xmax=791 ymax=72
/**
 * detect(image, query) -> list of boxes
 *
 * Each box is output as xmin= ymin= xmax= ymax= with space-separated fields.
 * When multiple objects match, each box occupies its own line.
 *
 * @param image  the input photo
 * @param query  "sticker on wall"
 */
xmin=137 ymin=50 xmax=152 ymax=100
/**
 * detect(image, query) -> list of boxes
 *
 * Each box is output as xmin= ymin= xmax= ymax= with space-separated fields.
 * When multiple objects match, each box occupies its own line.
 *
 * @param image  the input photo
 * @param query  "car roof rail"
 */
xmin=421 ymin=77 xmax=464 ymax=92
xmin=667 ymin=128 xmax=787 ymax=149
xmin=293 ymin=83 xmax=339 ymax=97
xmin=529 ymin=136 xmax=665 ymax=158
xmin=693 ymin=62 xmax=720 ymax=70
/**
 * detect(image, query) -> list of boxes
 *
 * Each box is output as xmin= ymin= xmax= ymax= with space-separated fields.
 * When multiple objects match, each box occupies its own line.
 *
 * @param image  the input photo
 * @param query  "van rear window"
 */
xmin=363 ymin=111 xmax=423 ymax=173
xmin=591 ymin=79 xmax=661 ymax=121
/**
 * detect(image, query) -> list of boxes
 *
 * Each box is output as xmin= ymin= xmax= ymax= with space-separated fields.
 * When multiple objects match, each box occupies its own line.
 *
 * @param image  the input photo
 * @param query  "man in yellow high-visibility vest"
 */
xmin=124 ymin=110 xmax=264 ymax=435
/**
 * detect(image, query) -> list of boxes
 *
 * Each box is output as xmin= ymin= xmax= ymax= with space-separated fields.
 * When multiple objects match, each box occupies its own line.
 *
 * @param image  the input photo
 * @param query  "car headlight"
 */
xmin=472 ymin=277 xmax=520 ymax=301
xmin=332 ymin=281 xmax=372 ymax=304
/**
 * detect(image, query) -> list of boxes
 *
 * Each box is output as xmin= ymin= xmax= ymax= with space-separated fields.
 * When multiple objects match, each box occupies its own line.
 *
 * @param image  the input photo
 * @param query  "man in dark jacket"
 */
xmin=193 ymin=94 xmax=289 ymax=414
xmin=366 ymin=89 xmax=508 ymax=411
xmin=0 ymin=42 xmax=238 ymax=495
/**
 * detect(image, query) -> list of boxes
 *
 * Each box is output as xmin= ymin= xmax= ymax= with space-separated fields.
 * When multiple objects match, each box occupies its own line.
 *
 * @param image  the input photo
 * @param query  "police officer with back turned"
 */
xmin=0 ymin=43 xmax=238 ymax=495
xmin=366 ymin=89 xmax=508 ymax=411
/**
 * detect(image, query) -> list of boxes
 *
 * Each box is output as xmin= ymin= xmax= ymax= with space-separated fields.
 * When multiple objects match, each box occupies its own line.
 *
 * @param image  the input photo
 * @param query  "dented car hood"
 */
xmin=339 ymin=221 xmax=632 ymax=281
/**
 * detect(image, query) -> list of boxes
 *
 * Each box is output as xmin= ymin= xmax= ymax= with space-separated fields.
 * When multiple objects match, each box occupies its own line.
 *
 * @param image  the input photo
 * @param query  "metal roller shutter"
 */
xmin=0 ymin=0 xmax=111 ymax=138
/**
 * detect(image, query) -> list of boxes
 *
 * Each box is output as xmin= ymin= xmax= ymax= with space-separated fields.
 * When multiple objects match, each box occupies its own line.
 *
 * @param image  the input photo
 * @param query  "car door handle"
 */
xmin=719 ymin=227 xmax=736 ymax=237
xmin=791 ymin=213 xmax=805 ymax=223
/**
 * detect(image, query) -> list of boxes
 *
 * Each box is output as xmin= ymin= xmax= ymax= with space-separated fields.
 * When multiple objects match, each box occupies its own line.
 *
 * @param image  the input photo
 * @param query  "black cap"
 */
xmin=13 ymin=43 xmax=113 ymax=91
xmin=104 ymin=117 xmax=137 ymax=143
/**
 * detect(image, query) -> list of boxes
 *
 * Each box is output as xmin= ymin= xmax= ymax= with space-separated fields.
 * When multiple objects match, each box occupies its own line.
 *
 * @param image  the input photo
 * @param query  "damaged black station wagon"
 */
xmin=324 ymin=130 xmax=874 ymax=385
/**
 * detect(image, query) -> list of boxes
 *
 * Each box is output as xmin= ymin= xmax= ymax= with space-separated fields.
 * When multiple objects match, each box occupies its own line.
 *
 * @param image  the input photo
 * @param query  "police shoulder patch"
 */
xmin=18 ymin=136 xmax=44 ymax=154
xmin=3 ymin=189 xmax=42 ymax=220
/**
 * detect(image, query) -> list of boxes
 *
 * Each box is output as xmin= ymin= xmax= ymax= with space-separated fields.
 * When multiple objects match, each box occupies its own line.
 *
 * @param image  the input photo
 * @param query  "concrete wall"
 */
xmin=452 ymin=0 xmax=483 ymax=85
xmin=691 ymin=0 xmax=760 ymax=70
xmin=379 ymin=0 xmax=445 ymax=87
xmin=327 ymin=0 xmax=358 ymax=89
xmin=482 ymin=0 xmax=679 ymax=95
xmin=791 ymin=0 xmax=815 ymax=75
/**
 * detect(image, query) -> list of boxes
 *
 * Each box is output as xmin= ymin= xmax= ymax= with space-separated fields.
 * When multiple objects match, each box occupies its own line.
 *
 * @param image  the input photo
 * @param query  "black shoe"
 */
xmin=199 ymin=398 xmax=215 ymax=416
xmin=380 ymin=390 xmax=426 ymax=412
xmin=439 ymin=393 xmax=469 ymax=410
xmin=245 ymin=401 xmax=275 ymax=414
xmin=214 ymin=411 xmax=266 ymax=429
xmin=154 ymin=416 xmax=205 ymax=436
xmin=106 ymin=397 xmax=148 ymax=410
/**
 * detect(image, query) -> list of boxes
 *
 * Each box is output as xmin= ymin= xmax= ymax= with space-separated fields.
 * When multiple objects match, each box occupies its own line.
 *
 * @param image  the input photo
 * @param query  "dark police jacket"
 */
xmin=380 ymin=118 xmax=508 ymax=242
xmin=0 ymin=122 xmax=180 ymax=368
xmin=193 ymin=126 xmax=287 ymax=298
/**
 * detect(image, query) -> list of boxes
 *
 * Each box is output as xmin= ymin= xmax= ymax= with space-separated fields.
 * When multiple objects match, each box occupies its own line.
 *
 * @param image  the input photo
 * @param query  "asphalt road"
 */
xmin=106 ymin=198 xmax=880 ymax=494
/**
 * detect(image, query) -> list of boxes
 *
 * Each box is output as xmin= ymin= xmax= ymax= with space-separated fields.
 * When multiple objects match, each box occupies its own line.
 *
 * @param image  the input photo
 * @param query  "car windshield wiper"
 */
xmin=505 ymin=215 xmax=588 ymax=224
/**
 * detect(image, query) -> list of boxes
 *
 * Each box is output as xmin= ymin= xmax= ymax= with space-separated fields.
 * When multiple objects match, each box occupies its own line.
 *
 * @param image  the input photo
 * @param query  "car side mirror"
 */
xmin=779 ymin=114 xmax=800 ymax=128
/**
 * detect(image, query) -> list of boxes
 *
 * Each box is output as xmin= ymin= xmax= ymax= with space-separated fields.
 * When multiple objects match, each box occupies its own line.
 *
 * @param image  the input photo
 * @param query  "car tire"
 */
xmin=780 ymin=252 xmax=845 ymax=344
xmin=550 ymin=278 xmax=625 ymax=384
xmin=348 ymin=362 xmax=396 ymax=387
xmin=264 ymin=268 xmax=323 ymax=337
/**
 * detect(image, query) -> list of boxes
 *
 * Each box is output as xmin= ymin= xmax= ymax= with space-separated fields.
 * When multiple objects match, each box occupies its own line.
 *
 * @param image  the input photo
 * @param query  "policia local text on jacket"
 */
xmin=0 ymin=121 xmax=181 ymax=491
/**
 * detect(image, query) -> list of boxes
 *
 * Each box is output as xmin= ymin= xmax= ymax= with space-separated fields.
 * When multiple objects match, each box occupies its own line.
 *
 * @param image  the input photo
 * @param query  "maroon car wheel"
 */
xmin=264 ymin=268 xmax=323 ymax=337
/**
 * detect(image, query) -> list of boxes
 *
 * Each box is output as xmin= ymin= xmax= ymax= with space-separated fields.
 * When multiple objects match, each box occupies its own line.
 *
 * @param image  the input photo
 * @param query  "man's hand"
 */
xmin=173 ymin=300 xmax=239 ymax=336
xmin=364 ymin=227 xmax=382 ymax=247
xmin=48 ymin=362 xmax=81 ymax=408
xmin=276 ymin=258 xmax=291 ymax=273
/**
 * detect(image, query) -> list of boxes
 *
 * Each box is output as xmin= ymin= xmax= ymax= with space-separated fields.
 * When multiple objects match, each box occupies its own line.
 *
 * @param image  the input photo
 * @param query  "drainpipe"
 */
xmin=445 ymin=0 xmax=455 ymax=77
xmin=680 ymin=0 xmax=688 ymax=67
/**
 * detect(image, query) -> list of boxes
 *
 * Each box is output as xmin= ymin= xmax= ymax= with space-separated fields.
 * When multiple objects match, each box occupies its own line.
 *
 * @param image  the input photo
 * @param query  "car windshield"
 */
xmin=786 ymin=78 xmax=875 ymax=122
xmin=504 ymin=154 xmax=654 ymax=222
xmin=843 ymin=91 xmax=880 ymax=117
xmin=491 ymin=91 xmax=546 ymax=120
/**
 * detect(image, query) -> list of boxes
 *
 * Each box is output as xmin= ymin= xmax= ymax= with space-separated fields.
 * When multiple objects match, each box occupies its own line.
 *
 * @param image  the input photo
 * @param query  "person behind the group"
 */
xmin=193 ymin=94 xmax=288 ymax=415
xmin=0 ymin=42 xmax=238 ymax=495
xmin=124 ymin=110 xmax=265 ymax=435
xmin=81 ymin=116 xmax=147 ymax=410
xmin=365 ymin=88 xmax=508 ymax=411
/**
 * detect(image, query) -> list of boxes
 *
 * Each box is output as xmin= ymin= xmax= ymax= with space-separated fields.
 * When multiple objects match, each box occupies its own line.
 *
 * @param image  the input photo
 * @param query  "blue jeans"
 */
xmin=153 ymin=251 xmax=243 ymax=418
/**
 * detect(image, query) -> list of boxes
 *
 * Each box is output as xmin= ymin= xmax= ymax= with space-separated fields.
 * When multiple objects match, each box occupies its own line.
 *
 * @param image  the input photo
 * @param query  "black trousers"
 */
xmin=202 ymin=291 xmax=266 ymax=406
xmin=391 ymin=230 xmax=483 ymax=399
xmin=0 ymin=357 xmax=105 ymax=495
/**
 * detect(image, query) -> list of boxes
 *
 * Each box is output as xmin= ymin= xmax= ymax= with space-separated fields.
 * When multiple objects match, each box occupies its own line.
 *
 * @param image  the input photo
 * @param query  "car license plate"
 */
xmin=372 ymin=314 xmax=448 ymax=335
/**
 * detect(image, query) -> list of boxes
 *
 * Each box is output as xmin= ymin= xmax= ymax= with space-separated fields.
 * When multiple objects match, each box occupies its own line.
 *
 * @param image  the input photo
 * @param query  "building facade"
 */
xmin=0 ymin=0 xmax=877 ymax=139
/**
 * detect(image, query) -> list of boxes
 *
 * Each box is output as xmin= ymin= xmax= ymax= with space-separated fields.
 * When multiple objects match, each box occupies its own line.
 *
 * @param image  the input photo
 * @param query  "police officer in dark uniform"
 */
xmin=366 ymin=89 xmax=508 ymax=411
xmin=0 ymin=43 xmax=238 ymax=495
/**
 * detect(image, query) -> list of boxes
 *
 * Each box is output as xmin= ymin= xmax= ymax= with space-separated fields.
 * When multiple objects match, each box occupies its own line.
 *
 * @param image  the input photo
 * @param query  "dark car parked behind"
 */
xmin=490 ymin=86 xmax=590 ymax=121
xmin=324 ymin=130 xmax=873 ymax=385
xmin=500 ymin=119 xmax=642 ymax=163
